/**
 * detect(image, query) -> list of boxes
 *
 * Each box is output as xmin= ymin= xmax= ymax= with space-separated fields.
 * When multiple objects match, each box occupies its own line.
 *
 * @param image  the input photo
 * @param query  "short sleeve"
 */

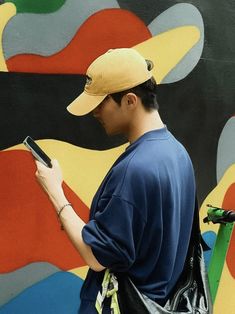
xmin=82 ymin=195 xmax=146 ymax=272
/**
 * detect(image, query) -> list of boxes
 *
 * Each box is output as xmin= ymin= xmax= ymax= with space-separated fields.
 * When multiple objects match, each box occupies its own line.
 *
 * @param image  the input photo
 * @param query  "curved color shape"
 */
xmin=0 ymin=271 xmax=83 ymax=312
xmin=3 ymin=0 xmax=119 ymax=59
xmin=216 ymin=116 xmax=235 ymax=183
xmin=6 ymin=140 xmax=127 ymax=207
xmin=0 ymin=150 xmax=90 ymax=273
xmin=214 ymin=261 xmax=235 ymax=313
xmin=5 ymin=0 xmax=65 ymax=13
xmin=0 ymin=262 xmax=60 ymax=306
xmin=6 ymin=8 xmax=151 ymax=74
xmin=200 ymin=164 xmax=235 ymax=236
xmin=201 ymin=231 xmax=216 ymax=269
xmin=0 ymin=3 xmax=16 ymax=71
xmin=69 ymin=265 xmax=89 ymax=280
xmin=211 ymin=182 xmax=235 ymax=313
xmin=148 ymin=3 xmax=204 ymax=83
xmin=134 ymin=26 xmax=200 ymax=84
xmin=223 ymin=183 xmax=235 ymax=278
xmin=200 ymin=164 xmax=235 ymax=313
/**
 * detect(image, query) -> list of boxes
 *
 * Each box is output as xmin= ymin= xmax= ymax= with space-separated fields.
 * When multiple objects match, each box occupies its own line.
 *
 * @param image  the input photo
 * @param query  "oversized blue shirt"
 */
xmin=79 ymin=127 xmax=196 ymax=313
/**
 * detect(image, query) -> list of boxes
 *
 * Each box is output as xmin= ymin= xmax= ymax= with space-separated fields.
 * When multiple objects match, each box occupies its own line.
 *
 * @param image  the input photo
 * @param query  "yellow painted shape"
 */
xmin=199 ymin=163 xmax=235 ymax=234
xmin=134 ymin=26 xmax=200 ymax=84
xmin=214 ymin=262 xmax=235 ymax=314
xmin=69 ymin=265 xmax=89 ymax=280
xmin=6 ymin=140 xmax=127 ymax=207
xmin=199 ymin=164 xmax=235 ymax=313
xmin=0 ymin=3 xmax=16 ymax=71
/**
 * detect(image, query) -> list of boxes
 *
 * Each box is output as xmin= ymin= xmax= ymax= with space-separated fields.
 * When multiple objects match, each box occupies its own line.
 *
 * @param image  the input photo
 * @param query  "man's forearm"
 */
xmin=34 ymin=160 xmax=104 ymax=272
xmin=49 ymin=189 xmax=105 ymax=272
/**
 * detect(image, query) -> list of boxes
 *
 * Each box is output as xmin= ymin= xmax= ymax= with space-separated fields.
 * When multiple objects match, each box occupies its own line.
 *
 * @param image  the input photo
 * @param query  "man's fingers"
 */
xmin=35 ymin=159 xmax=58 ymax=169
xmin=35 ymin=160 xmax=45 ymax=170
xmin=51 ymin=159 xmax=58 ymax=168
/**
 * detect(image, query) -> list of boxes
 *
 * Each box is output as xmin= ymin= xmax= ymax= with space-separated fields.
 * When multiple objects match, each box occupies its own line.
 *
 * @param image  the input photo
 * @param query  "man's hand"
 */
xmin=35 ymin=159 xmax=65 ymax=209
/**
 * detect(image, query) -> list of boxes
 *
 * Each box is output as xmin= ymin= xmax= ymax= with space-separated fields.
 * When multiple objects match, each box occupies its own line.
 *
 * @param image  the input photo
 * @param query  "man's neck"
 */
xmin=127 ymin=110 xmax=164 ymax=144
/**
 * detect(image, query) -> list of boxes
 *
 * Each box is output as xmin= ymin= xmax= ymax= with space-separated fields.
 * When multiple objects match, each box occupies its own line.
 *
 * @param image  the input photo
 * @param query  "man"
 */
xmin=35 ymin=48 xmax=196 ymax=313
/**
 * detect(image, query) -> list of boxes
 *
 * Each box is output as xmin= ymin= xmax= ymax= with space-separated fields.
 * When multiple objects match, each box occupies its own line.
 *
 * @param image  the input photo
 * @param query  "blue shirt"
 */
xmin=79 ymin=127 xmax=196 ymax=313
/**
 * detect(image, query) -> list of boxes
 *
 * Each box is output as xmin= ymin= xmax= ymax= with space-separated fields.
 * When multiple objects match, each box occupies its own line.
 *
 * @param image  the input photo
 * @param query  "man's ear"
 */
xmin=125 ymin=93 xmax=138 ymax=109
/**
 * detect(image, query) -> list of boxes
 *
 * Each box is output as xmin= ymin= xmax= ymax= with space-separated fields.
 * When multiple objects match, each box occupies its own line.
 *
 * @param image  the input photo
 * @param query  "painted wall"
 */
xmin=0 ymin=1 xmax=234 ymax=313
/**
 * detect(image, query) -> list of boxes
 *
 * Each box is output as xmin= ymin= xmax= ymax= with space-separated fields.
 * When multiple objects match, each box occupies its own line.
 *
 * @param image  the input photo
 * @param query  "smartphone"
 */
xmin=23 ymin=136 xmax=52 ymax=168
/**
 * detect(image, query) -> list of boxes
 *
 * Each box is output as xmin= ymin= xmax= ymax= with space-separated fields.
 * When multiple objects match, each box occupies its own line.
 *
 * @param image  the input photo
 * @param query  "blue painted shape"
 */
xmin=148 ymin=3 xmax=204 ymax=84
xmin=0 ymin=271 xmax=83 ymax=314
xmin=202 ymin=231 xmax=217 ymax=269
xmin=216 ymin=116 xmax=235 ymax=183
xmin=0 ymin=262 xmax=60 ymax=307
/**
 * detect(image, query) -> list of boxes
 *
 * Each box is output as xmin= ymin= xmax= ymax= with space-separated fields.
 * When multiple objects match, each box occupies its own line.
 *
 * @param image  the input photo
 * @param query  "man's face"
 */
xmin=92 ymin=95 xmax=130 ymax=136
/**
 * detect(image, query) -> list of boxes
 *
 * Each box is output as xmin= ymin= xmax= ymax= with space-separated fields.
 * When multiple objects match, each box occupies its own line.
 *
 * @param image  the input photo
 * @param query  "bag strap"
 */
xmin=190 ymin=196 xmax=210 ymax=251
xmin=95 ymin=269 xmax=121 ymax=314
xmin=191 ymin=197 xmax=201 ymax=244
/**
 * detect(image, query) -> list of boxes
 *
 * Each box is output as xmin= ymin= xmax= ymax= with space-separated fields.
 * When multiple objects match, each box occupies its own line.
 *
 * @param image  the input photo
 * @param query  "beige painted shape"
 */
xmin=134 ymin=26 xmax=200 ymax=84
xmin=6 ymin=140 xmax=127 ymax=207
xmin=0 ymin=3 xmax=16 ymax=71
xmin=69 ymin=265 xmax=89 ymax=280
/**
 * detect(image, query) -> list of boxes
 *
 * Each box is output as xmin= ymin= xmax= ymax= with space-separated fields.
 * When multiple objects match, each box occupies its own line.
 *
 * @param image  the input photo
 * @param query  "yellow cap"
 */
xmin=67 ymin=48 xmax=153 ymax=116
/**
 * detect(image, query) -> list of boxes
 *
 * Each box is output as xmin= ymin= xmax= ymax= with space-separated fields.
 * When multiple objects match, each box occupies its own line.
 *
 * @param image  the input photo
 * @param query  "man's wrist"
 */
xmin=57 ymin=203 xmax=72 ymax=217
xmin=49 ymin=187 xmax=68 ymax=212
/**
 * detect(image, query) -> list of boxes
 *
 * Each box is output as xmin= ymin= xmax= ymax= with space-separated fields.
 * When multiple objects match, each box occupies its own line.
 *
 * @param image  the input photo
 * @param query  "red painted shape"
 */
xmin=222 ymin=183 xmax=235 ymax=278
xmin=0 ymin=150 xmax=90 ymax=273
xmin=6 ymin=9 xmax=151 ymax=74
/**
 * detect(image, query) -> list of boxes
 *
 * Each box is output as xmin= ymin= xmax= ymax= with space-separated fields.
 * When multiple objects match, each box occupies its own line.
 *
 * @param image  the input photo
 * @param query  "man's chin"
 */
xmin=104 ymin=128 xmax=120 ymax=137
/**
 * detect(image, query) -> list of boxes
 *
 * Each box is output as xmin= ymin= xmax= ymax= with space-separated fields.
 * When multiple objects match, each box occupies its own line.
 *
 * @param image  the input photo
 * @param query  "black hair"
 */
xmin=110 ymin=76 xmax=159 ymax=111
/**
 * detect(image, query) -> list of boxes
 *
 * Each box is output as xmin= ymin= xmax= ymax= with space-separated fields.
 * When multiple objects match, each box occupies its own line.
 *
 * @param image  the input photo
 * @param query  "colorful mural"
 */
xmin=0 ymin=1 xmax=234 ymax=313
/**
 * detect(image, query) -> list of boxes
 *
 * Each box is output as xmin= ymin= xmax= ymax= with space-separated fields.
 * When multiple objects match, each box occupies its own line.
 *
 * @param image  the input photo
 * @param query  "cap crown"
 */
xmin=85 ymin=48 xmax=152 ymax=96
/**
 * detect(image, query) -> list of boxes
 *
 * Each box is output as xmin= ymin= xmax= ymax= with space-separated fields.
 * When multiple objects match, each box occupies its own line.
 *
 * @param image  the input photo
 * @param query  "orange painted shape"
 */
xmin=0 ymin=150 xmax=89 ymax=273
xmin=223 ymin=183 xmax=235 ymax=279
xmin=6 ymin=9 xmax=151 ymax=74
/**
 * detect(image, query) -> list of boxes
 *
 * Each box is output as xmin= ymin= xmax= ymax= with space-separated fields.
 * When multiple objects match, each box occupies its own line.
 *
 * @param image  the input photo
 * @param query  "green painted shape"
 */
xmin=5 ymin=0 xmax=66 ymax=13
xmin=208 ymin=222 xmax=234 ymax=304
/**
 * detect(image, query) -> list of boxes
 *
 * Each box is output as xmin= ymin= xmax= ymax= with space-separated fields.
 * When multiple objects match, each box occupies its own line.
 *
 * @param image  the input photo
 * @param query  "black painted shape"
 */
xmin=157 ymin=58 xmax=235 ymax=204
xmin=117 ymin=0 xmax=161 ymax=25
xmin=0 ymin=71 xmax=126 ymax=151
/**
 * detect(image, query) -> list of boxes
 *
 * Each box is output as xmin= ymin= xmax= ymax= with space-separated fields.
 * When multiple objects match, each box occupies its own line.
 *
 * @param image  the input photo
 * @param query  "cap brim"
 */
xmin=67 ymin=91 xmax=107 ymax=116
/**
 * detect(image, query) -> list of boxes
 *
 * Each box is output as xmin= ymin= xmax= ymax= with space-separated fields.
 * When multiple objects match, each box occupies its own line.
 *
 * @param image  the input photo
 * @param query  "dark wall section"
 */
xmin=118 ymin=0 xmax=235 ymax=202
xmin=157 ymin=59 xmax=235 ymax=205
xmin=0 ymin=72 xmax=126 ymax=151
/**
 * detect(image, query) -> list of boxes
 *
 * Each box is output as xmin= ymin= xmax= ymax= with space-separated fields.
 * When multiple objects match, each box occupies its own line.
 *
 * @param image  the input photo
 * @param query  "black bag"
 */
xmin=116 ymin=200 xmax=213 ymax=314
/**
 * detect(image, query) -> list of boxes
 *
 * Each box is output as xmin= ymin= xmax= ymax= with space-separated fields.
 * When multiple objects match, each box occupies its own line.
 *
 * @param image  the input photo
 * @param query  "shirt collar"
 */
xmin=126 ymin=125 xmax=169 ymax=151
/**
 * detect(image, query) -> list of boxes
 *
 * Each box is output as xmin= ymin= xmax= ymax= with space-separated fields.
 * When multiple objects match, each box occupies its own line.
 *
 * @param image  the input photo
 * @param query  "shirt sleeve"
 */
xmin=82 ymin=195 xmax=146 ymax=272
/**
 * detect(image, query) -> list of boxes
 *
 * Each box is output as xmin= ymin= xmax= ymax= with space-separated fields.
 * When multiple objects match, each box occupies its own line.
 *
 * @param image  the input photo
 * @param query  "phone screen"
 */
xmin=23 ymin=136 xmax=52 ymax=168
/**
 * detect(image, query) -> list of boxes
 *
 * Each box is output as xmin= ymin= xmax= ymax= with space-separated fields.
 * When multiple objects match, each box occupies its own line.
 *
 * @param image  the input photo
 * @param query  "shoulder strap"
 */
xmin=190 ymin=196 xmax=210 ymax=251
